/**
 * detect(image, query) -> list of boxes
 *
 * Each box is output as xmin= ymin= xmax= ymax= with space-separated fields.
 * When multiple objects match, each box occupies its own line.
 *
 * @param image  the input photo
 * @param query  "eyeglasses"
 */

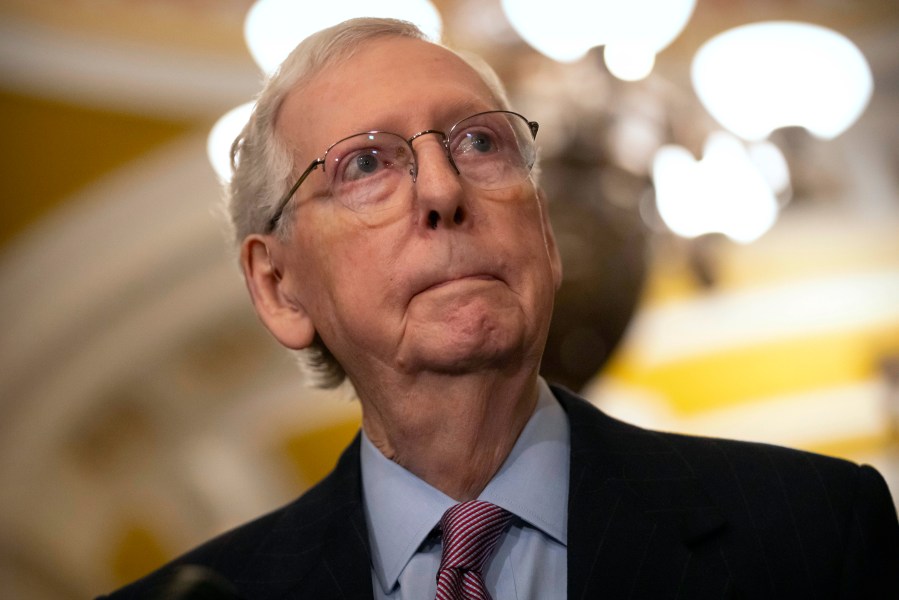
xmin=265 ymin=110 xmax=539 ymax=232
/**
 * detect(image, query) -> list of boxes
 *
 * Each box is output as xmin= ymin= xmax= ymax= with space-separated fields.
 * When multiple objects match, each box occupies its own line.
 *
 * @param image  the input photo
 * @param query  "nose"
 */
xmin=410 ymin=133 xmax=467 ymax=230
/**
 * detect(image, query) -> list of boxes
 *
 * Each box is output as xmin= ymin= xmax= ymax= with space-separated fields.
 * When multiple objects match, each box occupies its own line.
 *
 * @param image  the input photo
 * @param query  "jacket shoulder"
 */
xmin=552 ymin=382 xmax=873 ymax=486
xmin=552 ymin=383 xmax=899 ymax=596
xmin=99 ymin=435 xmax=365 ymax=599
xmin=554 ymin=383 xmax=888 ymax=508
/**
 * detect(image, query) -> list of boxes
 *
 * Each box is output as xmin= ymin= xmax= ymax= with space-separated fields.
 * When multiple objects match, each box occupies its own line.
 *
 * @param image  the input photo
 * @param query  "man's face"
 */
xmin=268 ymin=36 xmax=562 ymax=382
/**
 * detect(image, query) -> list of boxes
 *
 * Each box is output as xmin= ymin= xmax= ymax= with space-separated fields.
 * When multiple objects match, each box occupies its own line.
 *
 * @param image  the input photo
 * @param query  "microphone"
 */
xmin=152 ymin=565 xmax=242 ymax=600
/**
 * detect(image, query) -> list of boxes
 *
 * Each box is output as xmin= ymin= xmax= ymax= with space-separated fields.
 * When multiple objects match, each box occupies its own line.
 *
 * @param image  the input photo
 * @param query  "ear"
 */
xmin=537 ymin=187 xmax=563 ymax=290
xmin=240 ymin=234 xmax=316 ymax=350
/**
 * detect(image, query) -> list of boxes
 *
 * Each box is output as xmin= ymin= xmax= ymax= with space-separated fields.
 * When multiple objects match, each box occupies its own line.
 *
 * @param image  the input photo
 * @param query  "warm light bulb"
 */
xmin=500 ymin=0 xmax=600 ymax=62
xmin=244 ymin=0 xmax=443 ymax=74
xmin=692 ymin=22 xmax=873 ymax=141
xmin=653 ymin=132 xmax=780 ymax=244
xmin=747 ymin=141 xmax=791 ymax=196
xmin=501 ymin=0 xmax=694 ymax=76
xmin=207 ymin=102 xmax=254 ymax=183
xmin=604 ymin=42 xmax=656 ymax=82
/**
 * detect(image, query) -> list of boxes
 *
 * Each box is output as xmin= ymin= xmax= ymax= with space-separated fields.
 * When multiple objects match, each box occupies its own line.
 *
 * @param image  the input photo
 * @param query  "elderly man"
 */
xmin=102 ymin=17 xmax=898 ymax=600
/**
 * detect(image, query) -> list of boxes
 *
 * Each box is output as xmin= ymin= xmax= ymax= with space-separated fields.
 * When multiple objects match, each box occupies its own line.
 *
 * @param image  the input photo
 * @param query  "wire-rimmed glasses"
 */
xmin=265 ymin=110 xmax=539 ymax=232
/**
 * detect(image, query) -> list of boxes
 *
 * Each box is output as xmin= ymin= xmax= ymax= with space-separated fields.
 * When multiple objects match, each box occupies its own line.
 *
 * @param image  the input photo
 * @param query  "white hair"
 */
xmin=226 ymin=17 xmax=514 ymax=388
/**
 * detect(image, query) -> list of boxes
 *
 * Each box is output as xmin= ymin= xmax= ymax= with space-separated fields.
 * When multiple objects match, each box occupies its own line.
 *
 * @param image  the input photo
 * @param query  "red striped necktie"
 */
xmin=435 ymin=500 xmax=513 ymax=600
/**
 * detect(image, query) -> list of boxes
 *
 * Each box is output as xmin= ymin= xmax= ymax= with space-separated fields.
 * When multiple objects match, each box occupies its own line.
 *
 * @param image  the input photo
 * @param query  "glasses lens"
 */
xmin=449 ymin=112 xmax=536 ymax=191
xmin=323 ymin=132 xmax=414 ymax=213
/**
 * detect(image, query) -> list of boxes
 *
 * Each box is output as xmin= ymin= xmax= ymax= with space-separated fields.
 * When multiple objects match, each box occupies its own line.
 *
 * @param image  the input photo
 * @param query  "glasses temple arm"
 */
xmin=265 ymin=159 xmax=324 ymax=233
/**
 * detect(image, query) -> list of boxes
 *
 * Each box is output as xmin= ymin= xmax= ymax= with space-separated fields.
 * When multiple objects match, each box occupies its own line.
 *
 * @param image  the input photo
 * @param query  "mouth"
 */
xmin=417 ymin=273 xmax=501 ymax=295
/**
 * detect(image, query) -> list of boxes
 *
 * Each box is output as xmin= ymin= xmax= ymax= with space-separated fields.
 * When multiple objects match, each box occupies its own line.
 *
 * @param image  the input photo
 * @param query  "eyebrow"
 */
xmin=353 ymin=99 xmax=499 ymax=139
xmin=438 ymin=99 xmax=499 ymax=125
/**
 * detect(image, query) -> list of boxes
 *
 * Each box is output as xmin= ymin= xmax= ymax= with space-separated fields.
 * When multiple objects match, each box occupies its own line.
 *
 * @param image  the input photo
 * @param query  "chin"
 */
xmin=397 ymin=332 xmax=526 ymax=375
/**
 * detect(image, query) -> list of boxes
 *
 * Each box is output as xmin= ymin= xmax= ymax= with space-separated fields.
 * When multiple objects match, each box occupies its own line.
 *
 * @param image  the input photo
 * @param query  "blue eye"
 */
xmin=341 ymin=149 xmax=383 ymax=181
xmin=467 ymin=132 xmax=493 ymax=153
xmin=355 ymin=153 xmax=379 ymax=173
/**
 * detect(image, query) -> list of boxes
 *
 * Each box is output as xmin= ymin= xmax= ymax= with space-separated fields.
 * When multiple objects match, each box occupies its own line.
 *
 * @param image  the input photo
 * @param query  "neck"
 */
xmin=355 ymin=368 xmax=540 ymax=501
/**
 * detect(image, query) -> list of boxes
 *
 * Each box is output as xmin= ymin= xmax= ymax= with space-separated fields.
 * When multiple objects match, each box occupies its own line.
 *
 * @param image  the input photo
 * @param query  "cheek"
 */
xmin=499 ymin=210 xmax=559 ymax=306
xmin=494 ymin=204 xmax=551 ymax=259
xmin=311 ymin=230 xmax=403 ymax=309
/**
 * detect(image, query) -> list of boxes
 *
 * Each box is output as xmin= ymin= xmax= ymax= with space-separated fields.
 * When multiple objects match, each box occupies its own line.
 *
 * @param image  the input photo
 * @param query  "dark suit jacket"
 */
xmin=101 ymin=385 xmax=899 ymax=598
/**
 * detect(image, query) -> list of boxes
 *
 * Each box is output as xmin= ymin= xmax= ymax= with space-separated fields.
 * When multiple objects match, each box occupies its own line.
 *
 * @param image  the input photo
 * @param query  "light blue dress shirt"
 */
xmin=360 ymin=378 xmax=570 ymax=599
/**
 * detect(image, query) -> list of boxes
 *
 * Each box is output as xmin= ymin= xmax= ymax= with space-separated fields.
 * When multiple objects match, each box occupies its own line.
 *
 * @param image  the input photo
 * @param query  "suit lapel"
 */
xmin=251 ymin=435 xmax=375 ymax=600
xmin=284 ymin=494 xmax=374 ymax=599
xmin=555 ymin=386 xmax=735 ymax=599
xmin=318 ymin=486 xmax=375 ymax=599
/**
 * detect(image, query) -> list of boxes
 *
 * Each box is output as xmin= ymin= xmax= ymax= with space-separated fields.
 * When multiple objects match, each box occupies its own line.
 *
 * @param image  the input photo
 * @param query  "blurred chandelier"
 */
xmin=500 ymin=0 xmax=696 ymax=81
xmin=650 ymin=21 xmax=873 ymax=243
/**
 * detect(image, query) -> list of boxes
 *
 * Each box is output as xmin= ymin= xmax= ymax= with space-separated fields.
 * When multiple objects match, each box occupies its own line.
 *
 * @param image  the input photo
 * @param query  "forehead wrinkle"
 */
xmin=277 ymin=37 xmax=502 ymax=159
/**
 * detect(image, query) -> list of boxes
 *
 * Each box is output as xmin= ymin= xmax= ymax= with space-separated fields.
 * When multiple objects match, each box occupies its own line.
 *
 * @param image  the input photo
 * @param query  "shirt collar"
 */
xmin=480 ymin=379 xmax=569 ymax=546
xmin=360 ymin=378 xmax=570 ymax=594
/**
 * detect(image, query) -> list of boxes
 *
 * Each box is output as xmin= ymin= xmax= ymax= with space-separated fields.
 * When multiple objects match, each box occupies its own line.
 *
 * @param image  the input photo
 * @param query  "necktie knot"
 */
xmin=435 ymin=501 xmax=512 ymax=600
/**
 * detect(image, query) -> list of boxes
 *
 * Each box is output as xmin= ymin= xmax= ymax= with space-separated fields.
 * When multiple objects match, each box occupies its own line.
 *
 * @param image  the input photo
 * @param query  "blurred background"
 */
xmin=0 ymin=0 xmax=897 ymax=597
